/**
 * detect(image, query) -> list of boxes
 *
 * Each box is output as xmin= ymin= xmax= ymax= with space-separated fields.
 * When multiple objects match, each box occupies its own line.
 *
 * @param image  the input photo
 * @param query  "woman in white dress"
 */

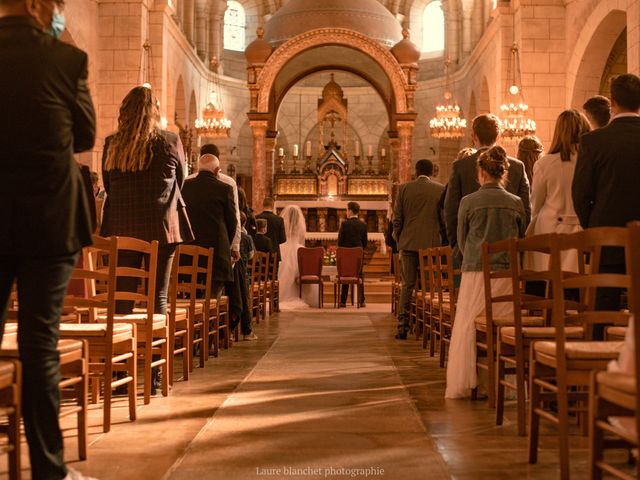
xmin=525 ymin=109 xmax=591 ymax=272
xmin=445 ymin=146 xmax=527 ymax=399
xmin=278 ymin=205 xmax=319 ymax=309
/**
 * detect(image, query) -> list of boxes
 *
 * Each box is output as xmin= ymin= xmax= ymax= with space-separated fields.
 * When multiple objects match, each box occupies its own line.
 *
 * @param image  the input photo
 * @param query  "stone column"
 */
xmin=208 ymin=0 xmax=226 ymax=73
xmin=250 ymin=120 xmax=268 ymax=209
xmin=183 ymin=0 xmax=195 ymax=45
xmin=462 ymin=10 xmax=472 ymax=57
xmin=397 ymin=121 xmax=414 ymax=184
xmin=195 ymin=0 xmax=208 ymax=61
xmin=388 ymin=136 xmax=400 ymax=186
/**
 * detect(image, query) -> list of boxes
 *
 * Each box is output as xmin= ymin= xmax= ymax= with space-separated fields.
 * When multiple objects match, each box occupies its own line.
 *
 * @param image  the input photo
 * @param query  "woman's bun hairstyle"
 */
xmin=477 ymin=145 xmax=510 ymax=180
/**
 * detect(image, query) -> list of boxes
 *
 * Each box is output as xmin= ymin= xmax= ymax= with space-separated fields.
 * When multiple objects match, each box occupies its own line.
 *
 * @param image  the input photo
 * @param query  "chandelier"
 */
xmin=430 ymin=57 xmax=466 ymax=139
xmin=500 ymin=43 xmax=536 ymax=141
xmin=195 ymin=57 xmax=231 ymax=138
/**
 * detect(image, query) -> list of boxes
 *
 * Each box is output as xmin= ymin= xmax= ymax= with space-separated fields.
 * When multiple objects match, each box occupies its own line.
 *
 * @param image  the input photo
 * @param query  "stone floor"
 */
xmin=0 ymin=307 xmax=609 ymax=479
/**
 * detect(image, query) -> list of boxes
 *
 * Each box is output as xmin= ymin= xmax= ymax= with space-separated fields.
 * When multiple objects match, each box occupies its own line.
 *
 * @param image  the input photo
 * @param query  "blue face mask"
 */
xmin=45 ymin=9 xmax=65 ymax=39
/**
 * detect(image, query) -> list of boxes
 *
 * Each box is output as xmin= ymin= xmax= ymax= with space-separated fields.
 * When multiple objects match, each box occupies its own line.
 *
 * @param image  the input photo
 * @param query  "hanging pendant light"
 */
xmin=429 ymin=57 xmax=466 ymax=139
xmin=499 ymin=43 xmax=536 ymax=141
xmin=195 ymin=57 xmax=232 ymax=138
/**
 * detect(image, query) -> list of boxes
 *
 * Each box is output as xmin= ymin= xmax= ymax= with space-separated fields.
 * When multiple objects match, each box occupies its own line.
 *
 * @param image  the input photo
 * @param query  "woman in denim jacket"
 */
xmin=446 ymin=146 xmax=526 ymax=399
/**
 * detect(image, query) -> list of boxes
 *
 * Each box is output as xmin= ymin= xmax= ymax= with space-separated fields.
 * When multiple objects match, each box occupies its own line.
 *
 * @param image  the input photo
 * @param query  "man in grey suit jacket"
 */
xmin=444 ymin=114 xmax=531 ymax=261
xmin=393 ymin=160 xmax=445 ymax=339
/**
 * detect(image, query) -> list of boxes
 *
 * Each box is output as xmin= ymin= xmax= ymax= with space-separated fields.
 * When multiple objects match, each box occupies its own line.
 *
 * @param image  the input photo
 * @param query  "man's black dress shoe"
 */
xmin=395 ymin=332 xmax=407 ymax=340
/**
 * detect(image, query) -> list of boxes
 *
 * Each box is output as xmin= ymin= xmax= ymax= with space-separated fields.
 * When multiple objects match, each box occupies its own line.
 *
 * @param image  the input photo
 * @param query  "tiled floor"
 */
xmin=0 ymin=308 xmax=617 ymax=479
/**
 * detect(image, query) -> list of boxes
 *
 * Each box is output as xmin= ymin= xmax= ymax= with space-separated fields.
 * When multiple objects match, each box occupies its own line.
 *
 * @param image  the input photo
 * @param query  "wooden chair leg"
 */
xmin=77 ymin=351 xmax=88 ymax=460
xmin=162 ymin=330 xmax=169 ymax=397
xmin=558 ymin=384 xmax=571 ymax=480
xmin=528 ymin=360 xmax=541 ymax=464
xmin=515 ymin=353 xmax=527 ymax=437
xmin=496 ymin=346 xmax=506 ymax=427
xmin=128 ymin=339 xmax=137 ymax=422
xmin=143 ymin=345 xmax=152 ymax=405
xmin=104 ymin=365 xmax=113 ymax=432
xmin=589 ymin=374 xmax=604 ymax=480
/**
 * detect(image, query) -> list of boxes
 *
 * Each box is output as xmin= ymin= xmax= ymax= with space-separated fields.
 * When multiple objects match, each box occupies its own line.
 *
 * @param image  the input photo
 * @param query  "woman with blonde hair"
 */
xmin=517 ymin=135 xmax=543 ymax=184
xmin=446 ymin=146 xmax=526 ymax=399
xmin=525 ymin=109 xmax=591 ymax=272
xmin=101 ymin=86 xmax=193 ymax=319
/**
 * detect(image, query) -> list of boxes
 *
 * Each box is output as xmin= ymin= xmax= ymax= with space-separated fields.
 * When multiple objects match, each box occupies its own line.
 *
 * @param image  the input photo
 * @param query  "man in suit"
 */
xmin=181 ymin=154 xmax=238 ymax=298
xmin=0 ymin=2 xmax=96 ymax=478
xmin=256 ymin=197 xmax=286 ymax=261
xmin=393 ymin=160 xmax=445 ymax=339
xmin=338 ymin=202 xmax=368 ymax=307
xmin=573 ymin=73 xmax=640 ymax=312
xmin=444 ymin=113 xmax=531 ymax=262
xmin=254 ymin=219 xmax=274 ymax=254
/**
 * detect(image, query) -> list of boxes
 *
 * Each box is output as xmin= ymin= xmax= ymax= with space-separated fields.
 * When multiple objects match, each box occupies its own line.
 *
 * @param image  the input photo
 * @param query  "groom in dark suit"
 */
xmin=444 ymin=114 xmax=531 ymax=261
xmin=338 ymin=202 xmax=368 ymax=307
xmin=573 ymin=73 xmax=640 ymax=313
xmin=256 ymin=197 xmax=286 ymax=261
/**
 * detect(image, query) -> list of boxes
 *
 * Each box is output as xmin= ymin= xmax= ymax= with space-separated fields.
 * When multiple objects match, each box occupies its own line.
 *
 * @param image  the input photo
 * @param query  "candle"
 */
xmin=306 ymin=141 xmax=311 ymax=157
xmin=293 ymin=144 xmax=299 ymax=157
xmin=367 ymin=145 xmax=373 ymax=157
xmin=278 ymin=147 xmax=284 ymax=157
xmin=355 ymin=141 xmax=360 ymax=156
xmin=381 ymin=148 xmax=386 ymax=157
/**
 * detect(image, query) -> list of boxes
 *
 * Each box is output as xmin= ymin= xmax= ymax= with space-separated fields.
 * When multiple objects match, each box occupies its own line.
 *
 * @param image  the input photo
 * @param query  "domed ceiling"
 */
xmin=263 ymin=0 xmax=404 ymax=47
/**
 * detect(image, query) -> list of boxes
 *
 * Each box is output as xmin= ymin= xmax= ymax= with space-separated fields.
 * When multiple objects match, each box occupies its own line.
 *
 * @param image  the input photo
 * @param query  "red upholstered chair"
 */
xmin=334 ymin=247 xmax=364 ymax=308
xmin=297 ymin=247 xmax=325 ymax=308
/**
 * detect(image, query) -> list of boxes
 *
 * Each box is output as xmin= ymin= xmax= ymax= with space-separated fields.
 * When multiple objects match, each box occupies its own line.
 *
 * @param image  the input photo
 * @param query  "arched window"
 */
xmin=422 ymin=1 xmax=445 ymax=54
xmin=224 ymin=1 xmax=245 ymax=52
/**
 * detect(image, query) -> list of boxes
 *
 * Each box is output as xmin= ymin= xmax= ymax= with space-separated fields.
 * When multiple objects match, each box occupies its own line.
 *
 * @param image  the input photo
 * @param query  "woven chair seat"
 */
xmin=605 ymin=326 xmax=627 ymax=341
xmin=500 ymin=326 xmax=584 ymax=344
xmin=596 ymin=371 xmax=636 ymax=411
xmin=61 ymin=322 xmax=134 ymax=337
xmin=535 ymin=340 xmax=624 ymax=360
xmin=97 ymin=313 xmax=167 ymax=330
xmin=475 ymin=315 xmax=544 ymax=331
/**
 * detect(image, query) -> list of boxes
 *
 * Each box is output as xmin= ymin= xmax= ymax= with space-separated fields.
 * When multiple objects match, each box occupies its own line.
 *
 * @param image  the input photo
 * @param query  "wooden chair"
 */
xmin=528 ymin=228 xmax=632 ymax=480
xmin=334 ymin=247 xmax=364 ymax=308
xmin=248 ymin=253 xmax=265 ymax=325
xmin=476 ymin=239 xmax=545 ymax=407
xmin=2 ymin=323 xmax=89 ymax=460
xmin=297 ymin=247 xmax=324 ymax=308
xmin=495 ymin=235 xmax=584 ymax=435
xmin=589 ymin=222 xmax=640 ymax=479
xmin=0 ymin=353 xmax=20 ymax=480
xmin=433 ymin=246 xmax=459 ymax=368
xmin=416 ymin=249 xmax=433 ymax=347
xmin=258 ymin=251 xmax=270 ymax=318
xmin=59 ymin=235 xmax=137 ymax=432
xmin=167 ymin=245 xmax=213 ymax=384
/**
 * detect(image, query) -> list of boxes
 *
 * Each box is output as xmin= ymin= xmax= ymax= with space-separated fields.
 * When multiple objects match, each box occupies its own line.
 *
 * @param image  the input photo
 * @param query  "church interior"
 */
xmin=1 ymin=0 xmax=640 ymax=479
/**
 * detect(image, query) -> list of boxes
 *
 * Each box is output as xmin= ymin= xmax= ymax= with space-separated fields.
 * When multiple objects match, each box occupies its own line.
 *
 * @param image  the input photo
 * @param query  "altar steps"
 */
xmin=363 ymin=252 xmax=391 ymax=278
xmin=321 ymin=279 xmax=392 ymax=304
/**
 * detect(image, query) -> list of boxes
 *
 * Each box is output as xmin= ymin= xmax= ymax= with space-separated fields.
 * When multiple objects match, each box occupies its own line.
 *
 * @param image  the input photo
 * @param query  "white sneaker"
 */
xmin=64 ymin=467 xmax=99 ymax=480
xmin=242 ymin=332 xmax=258 ymax=341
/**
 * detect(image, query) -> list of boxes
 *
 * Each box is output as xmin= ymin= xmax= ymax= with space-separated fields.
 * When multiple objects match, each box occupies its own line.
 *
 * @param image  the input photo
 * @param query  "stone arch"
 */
xmin=254 ymin=28 xmax=413 ymax=116
xmin=566 ymin=6 xmax=628 ymax=108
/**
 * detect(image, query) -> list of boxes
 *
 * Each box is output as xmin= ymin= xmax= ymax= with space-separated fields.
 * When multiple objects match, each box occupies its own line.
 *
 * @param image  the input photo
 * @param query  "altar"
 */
xmin=271 ymin=75 xmax=391 ymax=254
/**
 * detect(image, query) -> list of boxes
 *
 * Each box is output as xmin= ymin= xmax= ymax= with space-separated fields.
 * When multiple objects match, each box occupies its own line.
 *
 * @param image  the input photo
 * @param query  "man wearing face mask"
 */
xmin=0 ymin=1 xmax=96 ymax=479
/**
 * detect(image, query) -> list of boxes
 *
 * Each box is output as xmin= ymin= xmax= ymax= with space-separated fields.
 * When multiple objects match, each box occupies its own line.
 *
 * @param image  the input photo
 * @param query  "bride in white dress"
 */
xmin=278 ymin=205 xmax=319 ymax=310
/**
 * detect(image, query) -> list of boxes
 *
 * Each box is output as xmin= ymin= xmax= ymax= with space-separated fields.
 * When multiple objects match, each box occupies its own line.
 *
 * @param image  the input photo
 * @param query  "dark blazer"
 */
xmin=181 ymin=171 xmax=237 ymax=283
xmin=101 ymin=130 xmax=193 ymax=245
xmin=393 ymin=176 xmax=445 ymax=252
xmin=79 ymin=164 xmax=97 ymax=233
xmin=253 ymin=233 xmax=274 ymax=254
xmin=573 ymin=116 xmax=640 ymax=266
xmin=256 ymin=210 xmax=286 ymax=260
xmin=0 ymin=16 xmax=96 ymax=256
xmin=338 ymin=217 xmax=368 ymax=249
xmin=444 ymin=147 xmax=531 ymax=255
